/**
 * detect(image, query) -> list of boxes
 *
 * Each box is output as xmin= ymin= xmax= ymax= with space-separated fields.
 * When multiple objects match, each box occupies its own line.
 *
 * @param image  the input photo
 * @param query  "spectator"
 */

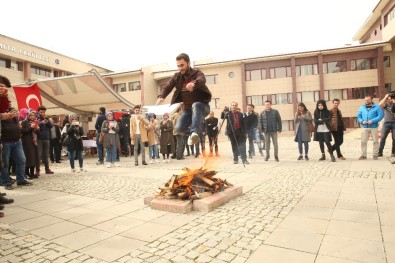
xmin=357 ymin=95 xmax=384 ymax=160
xmin=221 ymin=102 xmax=248 ymax=165
xmin=65 ymin=114 xmax=86 ymax=173
xmin=147 ymin=113 xmax=160 ymax=163
xmin=160 ymin=113 xmax=175 ymax=162
xmin=259 ymin=100 xmax=282 ymax=162
xmin=314 ymin=100 xmax=336 ymax=162
xmin=244 ymin=104 xmax=262 ymax=158
xmin=378 ymin=93 xmax=395 ymax=157
xmin=95 ymin=107 xmax=106 ymax=164
xmin=37 ymin=105 xmax=54 ymax=174
xmin=329 ymin=99 xmax=346 ymax=160
xmin=206 ymin=111 xmax=219 ymax=157
xmin=20 ymin=109 xmax=40 ymax=179
xmin=294 ymin=103 xmax=312 ymax=161
xmin=102 ymin=112 xmax=121 ymax=167
xmin=49 ymin=116 xmax=62 ymax=163
xmin=130 ymin=105 xmax=149 ymax=166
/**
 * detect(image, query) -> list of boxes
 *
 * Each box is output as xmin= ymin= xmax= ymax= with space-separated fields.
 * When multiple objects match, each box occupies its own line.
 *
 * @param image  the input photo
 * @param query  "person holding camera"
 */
xmin=357 ymin=95 xmax=384 ymax=160
xmin=65 ymin=114 xmax=85 ymax=173
xmin=378 ymin=93 xmax=395 ymax=157
xmin=37 ymin=105 xmax=54 ymax=175
xmin=221 ymin=102 xmax=248 ymax=164
xmin=102 ymin=112 xmax=121 ymax=168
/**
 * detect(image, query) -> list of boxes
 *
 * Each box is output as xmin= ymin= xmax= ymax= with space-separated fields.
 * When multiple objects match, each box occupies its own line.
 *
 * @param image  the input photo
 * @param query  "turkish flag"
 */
xmin=13 ymin=83 xmax=43 ymax=110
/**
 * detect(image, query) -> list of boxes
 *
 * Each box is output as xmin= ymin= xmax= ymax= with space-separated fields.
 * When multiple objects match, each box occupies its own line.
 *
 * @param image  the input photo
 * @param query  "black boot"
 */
xmin=330 ymin=154 xmax=336 ymax=162
xmin=319 ymin=154 xmax=326 ymax=161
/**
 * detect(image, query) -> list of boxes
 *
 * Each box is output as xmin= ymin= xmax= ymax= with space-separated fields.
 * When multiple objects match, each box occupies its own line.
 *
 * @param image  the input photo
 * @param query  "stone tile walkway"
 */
xmin=0 ymin=129 xmax=394 ymax=262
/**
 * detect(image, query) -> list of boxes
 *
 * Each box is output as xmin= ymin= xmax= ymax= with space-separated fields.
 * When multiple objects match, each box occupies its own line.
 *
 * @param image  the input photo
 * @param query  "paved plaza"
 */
xmin=0 ymin=129 xmax=395 ymax=263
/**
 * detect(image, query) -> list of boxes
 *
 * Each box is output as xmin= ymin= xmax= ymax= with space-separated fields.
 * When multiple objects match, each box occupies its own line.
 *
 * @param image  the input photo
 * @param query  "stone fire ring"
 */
xmin=144 ymin=186 xmax=243 ymax=213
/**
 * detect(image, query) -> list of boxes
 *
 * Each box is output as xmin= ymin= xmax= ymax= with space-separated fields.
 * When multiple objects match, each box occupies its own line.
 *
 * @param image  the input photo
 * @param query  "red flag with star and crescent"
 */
xmin=13 ymin=83 xmax=43 ymax=110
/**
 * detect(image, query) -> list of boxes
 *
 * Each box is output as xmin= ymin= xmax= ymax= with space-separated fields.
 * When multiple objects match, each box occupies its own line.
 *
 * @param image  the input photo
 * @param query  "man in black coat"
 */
xmin=221 ymin=102 xmax=248 ymax=164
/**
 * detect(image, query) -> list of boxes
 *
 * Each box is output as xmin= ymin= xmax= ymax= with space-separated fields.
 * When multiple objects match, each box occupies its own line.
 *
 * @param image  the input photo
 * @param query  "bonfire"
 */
xmin=157 ymin=167 xmax=233 ymax=200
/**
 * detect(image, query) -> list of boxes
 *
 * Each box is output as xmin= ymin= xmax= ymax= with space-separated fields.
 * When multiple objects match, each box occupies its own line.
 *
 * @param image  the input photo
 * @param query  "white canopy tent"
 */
xmin=143 ymin=103 xmax=182 ymax=117
xmin=8 ymin=69 xmax=135 ymax=116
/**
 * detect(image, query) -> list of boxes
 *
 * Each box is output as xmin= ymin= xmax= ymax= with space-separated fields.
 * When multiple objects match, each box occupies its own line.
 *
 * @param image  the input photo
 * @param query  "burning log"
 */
xmin=157 ymin=167 xmax=232 ymax=200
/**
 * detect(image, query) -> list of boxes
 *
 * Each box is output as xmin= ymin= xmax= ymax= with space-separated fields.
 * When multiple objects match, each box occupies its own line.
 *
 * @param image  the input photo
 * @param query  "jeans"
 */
xmin=296 ymin=128 xmax=309 ymax=155
xmin=264 ymin=132 xmax=279 ymax=157
xmin=96 ymin=132 xmax=104 ymax=162
xmin=175 ymin=135 xmax=184 ymax=158
xmin=38 ymin=139 xmax=50 ymax=168
xmin=175 ymin=102 xmax=210 ymax=135
xmin=247 ymin=128 xmax=263 ymax=156
xmin=1 ymin=140 xmax=26 ymax=185
xmin=149 ymin=144 xmax=159 ymax=159
xmin=68 ymin=149 xmax=83 ymax=169
xmin=379 ymin=122 xmax=395 ymax=154
xmin=106 ymin=145 xmax=117 ymax=163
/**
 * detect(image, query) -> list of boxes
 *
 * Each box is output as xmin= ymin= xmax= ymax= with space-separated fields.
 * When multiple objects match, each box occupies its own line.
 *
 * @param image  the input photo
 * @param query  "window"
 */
xmin=296 ymin=92 xmax=302 ymax=103
xmin=206 ymin=74 xmax=218 ymax=85
xmin=324 ymin=89 xmax=347 ymax=101
xmin=351 ymin=58 xmax=377 ymax=71
xmin=276 ymin=93 xmax=292 ymax=104
xmin=0 ymin=57 xmax=23 ymax=71
xmin=323 ymin=61 xmax=347 ymax=73
xmin=113 ymin=83 xmax=126 ymax=93
xmin=259 ymin=94 xmax=275 ymax=104
xmin=128 ymin=81 xmax=140 ymax=91
xmin=30 ymin=65 xmax=51 ymax=77
xmin=384 ymin=6 xmax=395 ymax=26
xmin=251 ymin=95 xmax=263 ymax=106
xmin=351 ymin=87 xmax=378 ymax=99
xmin=299 ymin=91 xmax=321 ymax=102
xmin=210 ymin=98 xmax=220 ymax=109
xmin=245 ymin=69 xmax=266 ymax=81
xmin=269 ymin=67 xmax=291 ymax=79
xmin=384 ymin=56 xmax=391 ymax=68
xmin=385 ymin=83 xmax=392 ymax=94
xmin=296 ymin=64 xmax=318 ymax=76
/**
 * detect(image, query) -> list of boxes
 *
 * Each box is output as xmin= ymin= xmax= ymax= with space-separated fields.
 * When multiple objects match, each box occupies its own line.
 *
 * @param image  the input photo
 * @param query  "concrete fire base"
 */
xmin=144 ymin=186 xmax=243 ymax=213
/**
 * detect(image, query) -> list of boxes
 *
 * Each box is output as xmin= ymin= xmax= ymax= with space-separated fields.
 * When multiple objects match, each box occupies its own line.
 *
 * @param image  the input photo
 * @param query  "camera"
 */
xmin=388 ymin=91 xmax=395 ymax=99
xmin=223 ymin=106 xmax=230 ymax=113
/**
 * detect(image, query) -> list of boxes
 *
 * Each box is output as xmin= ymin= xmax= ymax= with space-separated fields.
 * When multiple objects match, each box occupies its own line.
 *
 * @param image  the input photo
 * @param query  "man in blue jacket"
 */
xmin=357 ymin=95 xmax=384 ymax=160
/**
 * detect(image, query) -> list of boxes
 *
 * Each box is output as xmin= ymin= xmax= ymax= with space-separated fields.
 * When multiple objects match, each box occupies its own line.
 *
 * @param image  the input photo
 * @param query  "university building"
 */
xmin=1 ymin=0 xmax=395 ymax=131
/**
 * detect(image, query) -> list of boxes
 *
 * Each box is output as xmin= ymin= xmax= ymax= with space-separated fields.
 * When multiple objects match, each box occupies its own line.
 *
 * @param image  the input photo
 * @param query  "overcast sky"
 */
xmin=2 ymin=0 xmax=378 ymax=71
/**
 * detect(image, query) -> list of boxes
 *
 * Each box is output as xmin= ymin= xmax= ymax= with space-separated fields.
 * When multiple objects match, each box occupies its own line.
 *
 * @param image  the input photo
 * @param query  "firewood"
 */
xmin=168 ymin=175 xmax=177 ymax=188
xmin=196 ymin=175 xmax=215 ymax=186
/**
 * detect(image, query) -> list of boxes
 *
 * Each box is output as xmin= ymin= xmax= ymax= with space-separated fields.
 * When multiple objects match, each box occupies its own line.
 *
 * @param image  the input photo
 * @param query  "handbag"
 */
xmin=308 ymin=121 xmax=315 ymax=134
xmin=62 ymin=135 xmax=71 ymax=147
xmin=99 ymin=132 xmax=105 ymax=144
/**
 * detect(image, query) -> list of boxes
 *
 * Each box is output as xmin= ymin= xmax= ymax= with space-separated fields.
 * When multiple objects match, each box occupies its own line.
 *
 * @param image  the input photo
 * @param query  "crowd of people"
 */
xmin=0 ymin=52 xmax=393 ymax=219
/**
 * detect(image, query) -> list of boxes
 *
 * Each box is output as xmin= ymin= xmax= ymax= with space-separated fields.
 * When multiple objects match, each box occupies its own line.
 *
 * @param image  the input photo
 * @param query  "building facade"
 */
xmin=1 ymin=0 xmax=395 ymax=132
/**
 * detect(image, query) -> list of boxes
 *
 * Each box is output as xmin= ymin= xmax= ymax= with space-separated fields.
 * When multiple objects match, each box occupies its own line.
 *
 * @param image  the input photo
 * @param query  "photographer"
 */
xmin=378 ymin=92 xmax=395 ymax=157
xmin=65 ymin=114 xmax=85 ymax=173
xmin=37 ymin=105 xmax=54 ymax=175
xmin=221 ymin=102 xmax=248 ymax=165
